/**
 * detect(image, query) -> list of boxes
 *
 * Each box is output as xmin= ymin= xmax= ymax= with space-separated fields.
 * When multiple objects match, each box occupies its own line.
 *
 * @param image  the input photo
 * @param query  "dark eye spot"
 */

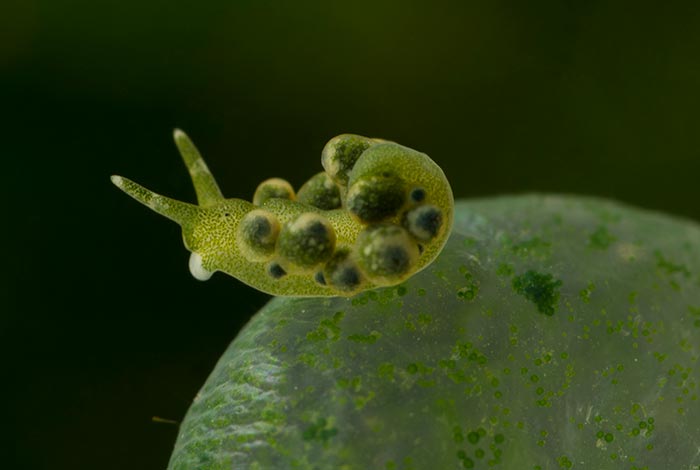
xmin=410 ymin=188 xmax=426 ymax=203
xmin=314 ymin=271 xmax=326 ymax=285
xmin=268 ymin=262 xmax=287 ymax=279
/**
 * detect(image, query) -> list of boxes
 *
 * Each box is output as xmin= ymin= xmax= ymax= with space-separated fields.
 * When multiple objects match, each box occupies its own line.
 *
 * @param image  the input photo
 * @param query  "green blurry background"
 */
xmin=3 ymin=1 xmax=699 ymax=469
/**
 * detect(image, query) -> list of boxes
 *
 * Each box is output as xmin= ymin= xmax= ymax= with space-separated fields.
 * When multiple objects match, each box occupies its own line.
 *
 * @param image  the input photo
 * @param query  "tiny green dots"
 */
xmin=557 ymin=455 xmax=573 ymax=468
xmin=512 ymin=270 xmax=563 ymax=316
xmin=588 ymin=225 xmax=617 ymax=249
xmin=497 ymin=263 xmax=514 ymax=276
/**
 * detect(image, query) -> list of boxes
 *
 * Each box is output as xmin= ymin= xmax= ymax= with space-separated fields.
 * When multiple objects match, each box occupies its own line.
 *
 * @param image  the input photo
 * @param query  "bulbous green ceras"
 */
xmin=111 ymin=131 xmax=454 ymax=296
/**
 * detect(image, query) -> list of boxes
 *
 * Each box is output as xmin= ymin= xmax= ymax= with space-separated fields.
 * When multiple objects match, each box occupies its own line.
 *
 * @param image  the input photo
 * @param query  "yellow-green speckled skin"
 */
xmin=112 ymin=131 xmax=453 ymax=296
xmin=168 ymin=195 xmax=700 ymax=470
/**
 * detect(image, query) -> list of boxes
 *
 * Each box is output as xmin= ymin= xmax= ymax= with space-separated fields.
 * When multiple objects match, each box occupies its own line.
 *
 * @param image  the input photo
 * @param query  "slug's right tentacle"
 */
xmin=173 ymin=129 xmax=223 ymax=207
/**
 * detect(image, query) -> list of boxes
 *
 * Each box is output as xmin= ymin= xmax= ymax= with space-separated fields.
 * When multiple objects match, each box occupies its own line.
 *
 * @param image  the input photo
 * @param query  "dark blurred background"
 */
xmin=4 ymin=1 xmax=699 ymax=468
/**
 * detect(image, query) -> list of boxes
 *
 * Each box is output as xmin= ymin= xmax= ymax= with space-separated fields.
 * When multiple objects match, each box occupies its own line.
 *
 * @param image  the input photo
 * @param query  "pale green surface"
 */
xmin=168 ymin=195 xmax=700 ymax=470
xmin=111 ymin=131 xmax=454 ymax=296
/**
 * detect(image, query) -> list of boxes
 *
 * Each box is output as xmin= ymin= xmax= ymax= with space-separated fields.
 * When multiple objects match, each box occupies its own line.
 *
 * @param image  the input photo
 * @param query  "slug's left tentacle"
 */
xmin=112 ymin=131 xmax=453 ymax=297
xmin=110 ymin=175 xmax=200 ymax=227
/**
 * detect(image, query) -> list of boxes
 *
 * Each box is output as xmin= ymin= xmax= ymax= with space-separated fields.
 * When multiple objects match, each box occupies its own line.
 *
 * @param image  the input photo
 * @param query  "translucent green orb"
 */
xmin=168 ymin=195 xmax=700 ymax=470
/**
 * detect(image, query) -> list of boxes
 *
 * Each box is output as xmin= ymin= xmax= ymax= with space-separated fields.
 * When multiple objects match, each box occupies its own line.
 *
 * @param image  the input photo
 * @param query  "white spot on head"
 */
xmin=189 ymin=252 xmax=213 ymax=281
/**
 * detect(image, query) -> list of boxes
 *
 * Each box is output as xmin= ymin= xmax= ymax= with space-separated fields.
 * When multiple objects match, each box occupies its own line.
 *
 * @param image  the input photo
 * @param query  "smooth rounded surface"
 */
xmin=188 ymin=252 xmax=212 ymax=281
xmin=323 ymin=248 xmax=364 ymax=292
xmin=277 ymin=213 xmax=336 ymax=269
xmin=296 ymin=172 xmax=341 ymax=210
xmin=346 ymin=175 xmax=406 ymax=223
xmin=403 ymin=204 xmax=443 ymax=242
xmin=355 ymin=224 xmax=419 ymax=283
xmin=236 ymin=209 xmax=281 ymax=261
xmin=168 ymin=196 xmax=700 ymax=470
xmin=253 ymin=178 xmax=295 ymax=206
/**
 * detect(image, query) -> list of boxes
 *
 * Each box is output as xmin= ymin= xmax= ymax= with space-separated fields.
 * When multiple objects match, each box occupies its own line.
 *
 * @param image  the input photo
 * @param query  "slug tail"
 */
xmin=173 ymin=129 xmax=224 ymax=207
xmin=110 ymin=175 xmax=199 ymax=226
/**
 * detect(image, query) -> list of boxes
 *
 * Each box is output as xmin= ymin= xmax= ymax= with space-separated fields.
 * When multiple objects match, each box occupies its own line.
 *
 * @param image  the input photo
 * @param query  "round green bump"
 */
xmin=296 ymin=172 xmax=342 ymax=210
xmin=277 ymin=213 xmax=336 ymax=269
xmin=403 ymin=204 xmax=443 ymax=242
xmin=462 ymin=457 xmax=474 ymax=468
xmin=467 ymin=431 xmax=480 ymax=444
xmin=596 ymin=431 xmax=604 ymax=438
xmin=253 ymin=177 xmax=295 ymax=206
xmin=474 ymin=448 xmax=485 ymax=459
xmin=347 ymin=174 xmax=406 ymax=223
xmin=321 ymin=134 xmax=376 ymax=186
xmin=236 ymin=209 xmax=281 ymax=261
xmin=494 ymin=433 xmax=505 ymax=444
xmin=323 ymin=248 xmax=364 ymax=292
xmin=355 ymin=224 xmax=419 ymax=284
xmin=604 ymin=432 xmax=614 ymax=442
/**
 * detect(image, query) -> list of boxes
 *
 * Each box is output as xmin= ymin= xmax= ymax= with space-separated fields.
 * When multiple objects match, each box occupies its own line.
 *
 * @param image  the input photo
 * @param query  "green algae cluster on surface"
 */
xmin=168 ymin=195 xmax=700 ymax=470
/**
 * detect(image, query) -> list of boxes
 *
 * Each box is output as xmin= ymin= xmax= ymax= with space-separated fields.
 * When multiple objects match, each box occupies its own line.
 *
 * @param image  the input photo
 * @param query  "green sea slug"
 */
xmin=112 ymin=130 xmax=452 ymax=296
xmin=113 ymin=132 xmax=700 ymax=469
